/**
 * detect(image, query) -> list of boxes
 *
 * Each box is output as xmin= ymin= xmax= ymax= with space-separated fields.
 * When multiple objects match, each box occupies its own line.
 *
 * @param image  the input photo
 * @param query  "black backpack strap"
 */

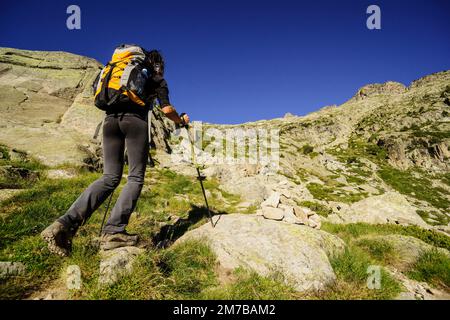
xmin=93 ymin=120 xmax=103 ymax=140
xmin=98 ymin=62 xmax=118 ymax=104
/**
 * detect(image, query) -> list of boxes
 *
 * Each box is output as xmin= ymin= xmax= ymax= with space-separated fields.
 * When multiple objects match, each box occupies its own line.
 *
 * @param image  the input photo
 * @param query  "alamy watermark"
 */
xmin=367 ymin=265 xmax=382 ymax=290
xmin=66 ymin=5 xmax=81 ymax=30
xmin=169 ymin=122 xmax=280 ymax=171
xmin=367 ymin=5 xmax=381 ymax=30
xmin=66 ymin=265 xmax=82 ymax=290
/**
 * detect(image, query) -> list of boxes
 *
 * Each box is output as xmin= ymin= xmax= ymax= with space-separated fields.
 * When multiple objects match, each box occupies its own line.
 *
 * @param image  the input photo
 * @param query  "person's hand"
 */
xmin=181 ymin=113 xmax=190 ymax=125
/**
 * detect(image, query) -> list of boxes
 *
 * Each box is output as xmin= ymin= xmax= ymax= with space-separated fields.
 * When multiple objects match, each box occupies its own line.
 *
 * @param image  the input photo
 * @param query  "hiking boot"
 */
xmin=41 ymin=221 xmax=74 ymax=257
xmin=100 ymin=232 xmax=139 ymax=251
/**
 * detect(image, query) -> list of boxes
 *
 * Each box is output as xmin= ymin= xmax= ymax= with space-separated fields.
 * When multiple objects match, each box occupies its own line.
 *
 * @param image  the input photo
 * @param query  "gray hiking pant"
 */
xmin=58 ymin=113 xmax=149 ymax=234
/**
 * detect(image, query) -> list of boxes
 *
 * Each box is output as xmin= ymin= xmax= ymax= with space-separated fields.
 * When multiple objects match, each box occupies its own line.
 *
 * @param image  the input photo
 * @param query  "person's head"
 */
xmin=146 ymin=50 xmax=164 ymax=76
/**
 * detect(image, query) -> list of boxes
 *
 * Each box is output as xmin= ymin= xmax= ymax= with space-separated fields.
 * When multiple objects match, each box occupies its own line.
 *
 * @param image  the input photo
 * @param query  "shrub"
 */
xmin=407 ymin=249 xmax=450 ymax=289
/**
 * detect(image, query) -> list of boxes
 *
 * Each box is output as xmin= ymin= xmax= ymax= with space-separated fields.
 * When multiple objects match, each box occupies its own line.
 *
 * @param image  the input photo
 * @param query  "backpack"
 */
xmin=93 ymin=44 xmax=152 ymax=110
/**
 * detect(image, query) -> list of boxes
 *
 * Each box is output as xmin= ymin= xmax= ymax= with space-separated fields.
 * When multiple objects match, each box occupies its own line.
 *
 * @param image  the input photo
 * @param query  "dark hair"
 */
xmin=147 ymin=50 xmax=164 ymax=76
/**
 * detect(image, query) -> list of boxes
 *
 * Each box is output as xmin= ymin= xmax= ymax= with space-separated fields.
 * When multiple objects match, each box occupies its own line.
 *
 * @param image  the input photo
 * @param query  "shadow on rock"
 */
xmin=153 ymin=204 xmax=225 ymax=249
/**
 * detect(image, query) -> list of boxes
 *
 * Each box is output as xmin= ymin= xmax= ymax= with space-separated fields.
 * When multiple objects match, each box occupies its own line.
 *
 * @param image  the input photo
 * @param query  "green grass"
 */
xmin=86 ymin=240 xmax=300 ymax=300
xmin=0 ymin=163 xmax=243 ymax=300
xmin=297 ymin=200 xmax=332 ymax=217
xmin=378 ymin=167 xmax=450 ymax=210
xmin=316 ymin=221 xmax=450 ymax=298
xmin=0 ymin=145 xmax=11 ymax=160
xmin=440 ymin=173 xmax=450 ymax=186
xmin=416 ymin=210 xmax=450 ymax=226
xmin=0 ymin=172 xmax=100 ymax=250
xmin=321 ymin=247 xmax=402 ymax=300
xmin=327 ymin=139 xmax=386 ymax=166
xmin=88 ymin=240 xmax=218 ymax=300
xmin=0 ymin=145 xmax=47 ymax=172
xmin=201 ymin=268 xmax=296 ymax=300
xmin=344 ymin=174 xmax=367 ymax=185
xmin=306 ymin=182 xmax=367 ymax=204
xmin=0 ymin=170 xmax=101 ymax=299
xmin=309 ymin=151 xmax=319 ymax=159
xmin=133 ymin=168 xmax=239 ymax=227
xmin=0 ymin=236 xmax=63 ymax=299
xmin=328 ymin=137 xmax=450 ymax=211
xmin=0 ymin=145 xmax=47 ymax=189
xmin=159 ymin=239 xmax=218 ymax=298
xmin=407 ymin=249 xmax=450 ymax=289
xmin=322 ymin=222 xmax=450 ymax=251
xmin=353 ymin=238 xmax=399 ymax=266
xmin=411 ymin=130 xmax=450 ymax=144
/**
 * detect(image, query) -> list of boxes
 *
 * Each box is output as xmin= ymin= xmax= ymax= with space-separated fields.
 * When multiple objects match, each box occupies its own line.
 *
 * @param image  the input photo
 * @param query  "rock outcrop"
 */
xmin=0 ymin=47 xmax=176 ymax=168
xmin=98 ymin=246 xmax=144 ymax=286
xmin=353 ymin=81 xmax=407 ymax=100
xmin=327 ymin=192 xmax=428 ymax=227
xmin=176 ymin=214 xmax=345 ymax=292
xmin=0 ymin=47 xmax=104 ymax=166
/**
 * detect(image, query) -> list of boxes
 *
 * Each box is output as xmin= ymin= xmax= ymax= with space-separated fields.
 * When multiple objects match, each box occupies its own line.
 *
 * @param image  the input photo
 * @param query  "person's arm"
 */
xmin=153 ymin=75 xmax=189 ymax=125
xmin=161 ymin=105 xmax=189 ymax=125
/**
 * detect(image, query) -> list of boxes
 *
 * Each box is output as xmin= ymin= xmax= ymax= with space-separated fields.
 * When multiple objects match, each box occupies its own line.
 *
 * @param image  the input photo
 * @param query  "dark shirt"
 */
xmin=104 ymin=73 xmax=171 ymax=118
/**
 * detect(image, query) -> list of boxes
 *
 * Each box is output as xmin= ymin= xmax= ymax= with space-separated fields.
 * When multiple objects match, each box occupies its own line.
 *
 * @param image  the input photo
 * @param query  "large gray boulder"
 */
xmin=0 ymin=47 xmax=104 ymax=166
xmin=175 ymin=214 xmax=345 ymax=292
xmin=327 ymin=192 xmax=428 ymax=227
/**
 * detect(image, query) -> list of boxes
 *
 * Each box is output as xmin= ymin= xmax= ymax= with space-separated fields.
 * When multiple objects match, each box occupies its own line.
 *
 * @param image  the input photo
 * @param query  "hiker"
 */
xmin=41 ymin=45 xmax=189 ymax=256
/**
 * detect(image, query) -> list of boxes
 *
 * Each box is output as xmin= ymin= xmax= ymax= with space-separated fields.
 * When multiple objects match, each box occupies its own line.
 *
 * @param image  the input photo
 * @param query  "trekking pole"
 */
xmin=151 ymin=104 xmax=215 ymax=227
xmin=184 ymin=124 xmax=215 ymax=228
xmin=99 ymin=191 xmax=114 ymax=236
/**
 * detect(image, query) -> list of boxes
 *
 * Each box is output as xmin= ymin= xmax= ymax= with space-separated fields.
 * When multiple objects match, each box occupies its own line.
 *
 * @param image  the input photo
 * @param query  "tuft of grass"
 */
xmin=321 ymin=247 xmax=402 ymax=300
xmin=439 ymin=172 xmax=450 ymax=187
xmin=344 ymin=174 xmax=366 ymax=185
xmin=87 ymin=239 xmax=218 ymax=300
xmin=0 ymin=145 xmax=11 ymax=160
xmin=136 ymin=168 xmax=239 ymax=223
xmin=354 ymin=238 xmax=399 ymax=266
xmin=297 ymin=200 xmax=332 ymax=217
xmin=0 ymin=147 xmax=47 ymax=189
xmin=306 ymin=182 xmax=367 ymax=204
xmin=86 ymin=252 xmax=166 ymax=300
xmin=0 ymin=170 xmax=101 ymax=299
xmin=322 ymin=222 xmax=450 ymax=251
xmin=0 ymin=145 xmax=46 ymax=172
xmin=0 ymin=235 xmax=63 ymax=299
xmin=0 ymin=172 xmax=100 ymax=249
xmin=328 ymin=139 xmax=388 ymax=164
xmin=201 ymin=268 xmax=296 ymax=300
xmin=407 ymin=249 xmax=450 ymax=289
xmin=416 ymin=210 xmax=450 ymax=226
xmin=411 ymin=130 xmax=450 ymax=144
xmin=159 ymin=239 xmax=218 ymax=298
xmin=378 ymin=167 xmax=450 ymax=210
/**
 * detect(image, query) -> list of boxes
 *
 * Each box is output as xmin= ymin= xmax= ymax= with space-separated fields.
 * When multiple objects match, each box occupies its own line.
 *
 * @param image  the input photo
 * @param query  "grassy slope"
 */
xmin=1 ymin=151 xmax=449 ymax=300
xmin=0 ymin=150 xmax=295 ymax=300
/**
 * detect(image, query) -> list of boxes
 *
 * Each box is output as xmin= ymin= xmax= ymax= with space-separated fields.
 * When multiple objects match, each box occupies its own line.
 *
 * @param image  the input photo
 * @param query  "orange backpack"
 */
xmin=94 ymin=44 xmax=151 ymax=110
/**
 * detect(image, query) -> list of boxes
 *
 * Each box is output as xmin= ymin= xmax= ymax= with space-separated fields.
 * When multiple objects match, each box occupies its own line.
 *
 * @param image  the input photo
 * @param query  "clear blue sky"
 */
xmin=1 ymin=0 xmax=449 ymax=124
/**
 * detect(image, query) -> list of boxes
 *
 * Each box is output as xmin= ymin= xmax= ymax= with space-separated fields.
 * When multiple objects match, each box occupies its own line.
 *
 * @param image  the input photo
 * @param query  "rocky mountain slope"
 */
xmin=0 ymin=47 xmax=104 ymax=165
xmin=0 ymin=48 xmax=449 ymax=300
